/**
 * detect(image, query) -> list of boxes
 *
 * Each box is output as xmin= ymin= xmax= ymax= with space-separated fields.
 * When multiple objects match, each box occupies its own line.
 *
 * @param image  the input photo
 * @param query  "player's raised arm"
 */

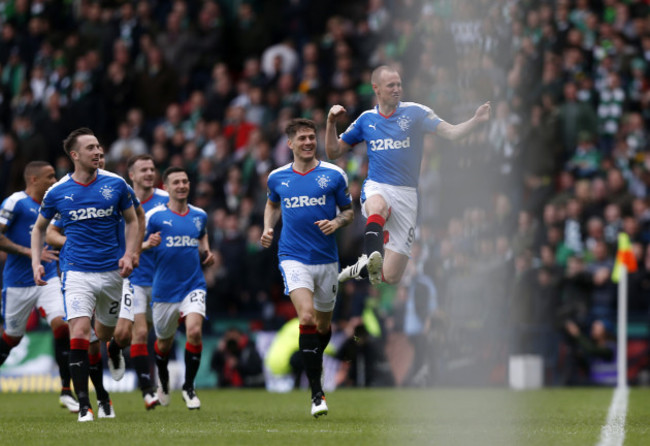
xmin=261 ymin=199 xmax=281 ymax=248
xmin=435 ymin=101 xmax=491 ymax=141
xmin=325 ymin=105 xmax=352 ymax=160
xmin=31 ymin=214 xmax=52 ymax=285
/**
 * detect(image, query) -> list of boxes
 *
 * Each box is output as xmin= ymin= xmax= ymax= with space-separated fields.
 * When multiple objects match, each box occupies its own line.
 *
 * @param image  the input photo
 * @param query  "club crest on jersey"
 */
xmin=397 ymin=115 xmax=412 ymax=131
xmin=316 ymin=174 xmax=330 ymax=189
xmin=193 ymin=216 xmax=202 ymax=231
xmin=99 ymin=185 xmax=114 ymax=200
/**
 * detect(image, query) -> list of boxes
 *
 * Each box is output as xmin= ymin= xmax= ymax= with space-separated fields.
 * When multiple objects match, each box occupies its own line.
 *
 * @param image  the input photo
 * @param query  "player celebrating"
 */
xmin=326 ymin=65 xmax=490 ymax=285
xmin=146 ymin=167 xmax=215 ymax=410
xmin=0 ymin=161 xmax=79 ymax=413
xmin=126 ymin=154 xmax=168 ymax=409
xmin=45 ymin=146 xmax=146 ymax=417
xmin=261 ymin=118 xmax=353 ymax=418
xmin=31 ymin=127 xmax=139 ymax=422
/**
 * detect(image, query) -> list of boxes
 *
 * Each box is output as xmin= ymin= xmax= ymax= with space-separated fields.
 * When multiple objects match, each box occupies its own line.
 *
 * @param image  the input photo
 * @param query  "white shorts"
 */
xmin=62 ymin=270 xmax=122 ymax=327
xmin=362 ymin=179 xmax=417 ymax=257
xmin=2 ymin=279 xmax=65 ymax=337
xmin=133 ymin=285 xmax=153 ymax=321
xmin=279 ymin=260 xmax=338 ymax=312
xmin=152 ymin=290 xmax=206 ymax=340
xmin=118 ymin=279 xmax=135 ymax=322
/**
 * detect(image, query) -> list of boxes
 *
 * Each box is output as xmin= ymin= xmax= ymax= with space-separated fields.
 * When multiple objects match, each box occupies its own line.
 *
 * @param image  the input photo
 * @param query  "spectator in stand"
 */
xmin=566 ymin=131 xmax=601 ymax=179
xmin=210 ymin=328 xmax=264 ymax=388
xmin=563 ymin=319 xmax=615 ymax=386
xmin=557 ymin=81 xmax=598 ymax=156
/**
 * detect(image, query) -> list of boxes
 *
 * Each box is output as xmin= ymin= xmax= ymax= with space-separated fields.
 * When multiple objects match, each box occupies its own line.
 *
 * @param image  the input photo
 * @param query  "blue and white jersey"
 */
xmin=146 ymin=204 xmax=207 ymax=303
xmin=130 ymin=188 xmax=169 ymax=287
xmin=40 ymin=169 xmax=134 ymax=273
xmin=267 ymin=161 xmax=351 ymax=265
xmin=0 ymin=192 xmax=58 ymax=287
xmin=51 ymin=184 xmax=141 ymax=270
xmin=340 ymin=102 xmax=442 ymax=188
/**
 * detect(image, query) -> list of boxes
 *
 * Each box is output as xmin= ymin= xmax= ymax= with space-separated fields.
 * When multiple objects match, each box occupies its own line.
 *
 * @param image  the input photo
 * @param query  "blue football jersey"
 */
xmin=340 ymin=102 xmax=442 ymax=188
xmin=0 ymin=192 xmax=58 ymax=287
xmin=146 ymin=204 xmax=207 ymax=303
xmin=267 ymin=161 xmax=351 ymax=265
xmin=40 ymin=169 xmax=134 ymax=273
xmin=130 ymin=188 xmax=169 ymax=287
xmin=51 ymin=183 xmax=141 ymax=271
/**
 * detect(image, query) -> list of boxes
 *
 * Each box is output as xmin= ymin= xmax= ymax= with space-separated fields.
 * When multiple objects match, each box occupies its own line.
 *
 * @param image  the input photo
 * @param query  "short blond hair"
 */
xmin=371 ymin=65 xmax=399 ymax=85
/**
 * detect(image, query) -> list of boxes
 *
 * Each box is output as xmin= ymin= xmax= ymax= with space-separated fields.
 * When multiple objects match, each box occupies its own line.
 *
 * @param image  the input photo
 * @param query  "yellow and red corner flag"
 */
xmin=612 ymin=232 xmax=638 ymax=283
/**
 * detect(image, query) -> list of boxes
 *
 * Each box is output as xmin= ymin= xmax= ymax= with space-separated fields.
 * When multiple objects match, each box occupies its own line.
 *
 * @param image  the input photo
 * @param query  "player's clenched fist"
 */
xmin=260 ymin=228 xmax=274 ymax=248
xmin=328 ymin=105 xmax=346 ymax=122
xmin=474 ymin=101 xmax=491 ymax=122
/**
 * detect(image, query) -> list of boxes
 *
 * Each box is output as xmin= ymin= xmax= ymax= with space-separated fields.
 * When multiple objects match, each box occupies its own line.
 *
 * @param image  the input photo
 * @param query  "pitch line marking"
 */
xmin=596 ymin=386 xmax=628 ymax=446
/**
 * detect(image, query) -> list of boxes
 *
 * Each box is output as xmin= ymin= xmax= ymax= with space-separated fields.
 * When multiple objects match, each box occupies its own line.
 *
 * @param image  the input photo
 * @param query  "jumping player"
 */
xmin=326 ymin=65 xmax=490 ymax=285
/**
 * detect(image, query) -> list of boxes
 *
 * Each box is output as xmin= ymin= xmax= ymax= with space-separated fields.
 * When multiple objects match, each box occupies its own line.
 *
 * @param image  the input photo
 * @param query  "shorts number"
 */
xmin=123 ymin=293 xmax=132 ymax=308
xmin=109 ymin=301 xmax=119 ymax=315
xmin=189 ymin=290 xmax=206 ymax=304
xmin=407 ymin=227 xmax=415 ymax=246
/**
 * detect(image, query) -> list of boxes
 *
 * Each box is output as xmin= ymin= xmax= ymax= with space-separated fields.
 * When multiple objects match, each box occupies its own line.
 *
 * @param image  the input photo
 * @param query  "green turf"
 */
xmin=0 ymin=387 xmax=648 ymax=445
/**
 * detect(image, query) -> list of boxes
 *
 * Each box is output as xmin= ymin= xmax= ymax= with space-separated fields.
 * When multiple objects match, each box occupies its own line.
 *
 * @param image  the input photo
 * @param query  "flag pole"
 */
xmin=617 ymin=264 xmax=628 ymax=389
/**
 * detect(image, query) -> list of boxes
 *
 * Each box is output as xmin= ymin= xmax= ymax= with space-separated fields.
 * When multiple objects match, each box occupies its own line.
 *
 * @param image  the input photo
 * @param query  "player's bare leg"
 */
xmin=382 ymin=249 xmax=409 ymax=284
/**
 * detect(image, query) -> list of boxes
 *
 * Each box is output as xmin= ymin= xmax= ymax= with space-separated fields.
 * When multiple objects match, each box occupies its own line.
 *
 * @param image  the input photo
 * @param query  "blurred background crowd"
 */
xmin=2 ymin=0 xmax=650 ymax=388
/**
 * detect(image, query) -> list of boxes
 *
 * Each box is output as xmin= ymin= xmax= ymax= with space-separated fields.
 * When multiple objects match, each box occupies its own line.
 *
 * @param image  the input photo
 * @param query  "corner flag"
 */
xmin=612 ymin=232 xmax=637 ymax=283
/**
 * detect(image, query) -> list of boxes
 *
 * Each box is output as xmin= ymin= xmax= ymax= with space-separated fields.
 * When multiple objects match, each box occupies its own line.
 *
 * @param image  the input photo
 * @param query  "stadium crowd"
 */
xmin=2 ymin=0 xmax=650 ymax=388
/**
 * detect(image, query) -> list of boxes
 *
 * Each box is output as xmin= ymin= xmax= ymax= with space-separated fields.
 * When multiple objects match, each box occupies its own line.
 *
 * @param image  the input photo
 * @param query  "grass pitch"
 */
xmin=2 ymin=387 xmax=650 ymax=445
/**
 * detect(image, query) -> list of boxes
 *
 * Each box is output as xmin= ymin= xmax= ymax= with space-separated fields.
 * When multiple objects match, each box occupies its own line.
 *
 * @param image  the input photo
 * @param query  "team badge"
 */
xmin=99 ymin=185 xmax=114 ymax=200
xmin=397 ymin=115 xmax=412 ymax=131
xmin=193 ymin=216 xmax=202 ymax=232
xmin=316 ymin=174 xmax=330 ymax=189
xmin=70 ymin=297 xmax=83 ymax=313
